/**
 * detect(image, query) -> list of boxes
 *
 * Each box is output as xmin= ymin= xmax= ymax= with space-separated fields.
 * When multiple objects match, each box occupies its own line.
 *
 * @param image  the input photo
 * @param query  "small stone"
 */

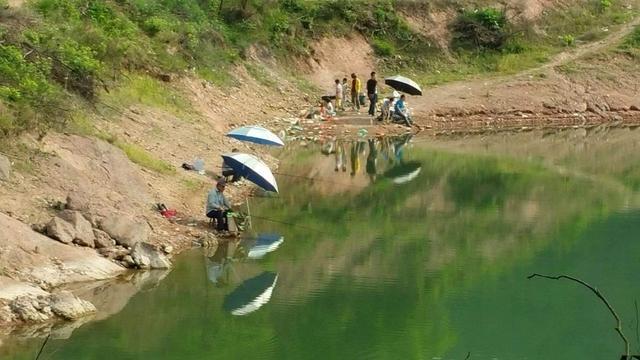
xmin=46 ymin=217 xmax=76 ymax=244
xmin=162 ymin=245 xmax=174 ymax=254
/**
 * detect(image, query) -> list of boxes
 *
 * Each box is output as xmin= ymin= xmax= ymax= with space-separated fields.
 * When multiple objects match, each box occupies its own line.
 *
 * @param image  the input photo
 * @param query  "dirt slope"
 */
xmin=410 ymin=16 xmax=640 ymax=133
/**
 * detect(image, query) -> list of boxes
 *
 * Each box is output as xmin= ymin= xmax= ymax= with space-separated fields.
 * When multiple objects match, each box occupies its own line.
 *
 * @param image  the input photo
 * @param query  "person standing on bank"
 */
xmin=350 ymin=73 xmax=362 ymax=112
xmin=366 ymin=71 xmax=378 ymax=117
xmin=206 ymin=178 xmax=232 ymax=231
xmin=334 ymin=79 xmax=343 ymax=111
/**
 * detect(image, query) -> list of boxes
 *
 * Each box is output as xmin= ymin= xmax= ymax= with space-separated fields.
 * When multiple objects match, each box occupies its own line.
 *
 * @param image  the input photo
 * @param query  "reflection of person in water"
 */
xmin=366 ymin=138 xmax=379 ymax=182
xmin=205 ymin=242 xmax=231 ymax=287
xmin=350 ymin=141 xmax=367 ymax=176
xmin=334 ymin=139 xmax=347 ymax=172
xmin=393 ymin=134 xmax=412 ymax=164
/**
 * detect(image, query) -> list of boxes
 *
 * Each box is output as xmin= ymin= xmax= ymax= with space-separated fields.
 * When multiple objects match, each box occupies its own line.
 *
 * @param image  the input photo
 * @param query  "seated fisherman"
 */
xmin=206 ymin=178 xmax=232 ymax=232
xmin=394 ymin=94 xmax=413 ymax=127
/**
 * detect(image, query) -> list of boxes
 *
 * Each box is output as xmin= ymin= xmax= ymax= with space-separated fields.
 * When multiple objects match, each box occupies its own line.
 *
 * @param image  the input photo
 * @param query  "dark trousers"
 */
xmin=222 ymin=170 xmax=240 ymax=182
xmin=207 ymin=209 xmax=229 ymax=231
xmin=368 ymin=93 xmax=377 ymax=116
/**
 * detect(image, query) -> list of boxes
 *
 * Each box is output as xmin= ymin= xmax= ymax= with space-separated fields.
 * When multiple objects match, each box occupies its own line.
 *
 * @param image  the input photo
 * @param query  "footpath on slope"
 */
xmin=410 ymin=16 xmax=640 ymax=135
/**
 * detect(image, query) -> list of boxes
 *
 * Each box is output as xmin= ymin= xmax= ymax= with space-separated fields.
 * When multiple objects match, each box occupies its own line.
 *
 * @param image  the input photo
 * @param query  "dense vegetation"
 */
xmin=0 ymin=0 xmax=637 ymax=136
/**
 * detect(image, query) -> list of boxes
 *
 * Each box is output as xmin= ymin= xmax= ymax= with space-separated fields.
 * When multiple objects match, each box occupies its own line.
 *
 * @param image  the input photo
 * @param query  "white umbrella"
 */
xmin=223 ymin=272 xmax=278 ymax=316
xmin=393 ymin=167 xmax=422 ymax=184
xmin=246 ymin=234 xmax=284 ymax=259
xmin=221 ymin=153 xmax=279 ymax=193
xmin=227 ymin=126 xmax=284 ymax=147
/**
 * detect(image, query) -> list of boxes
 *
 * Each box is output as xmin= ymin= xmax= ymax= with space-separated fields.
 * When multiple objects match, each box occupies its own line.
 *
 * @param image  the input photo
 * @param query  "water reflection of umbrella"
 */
xmin=221 ymin=153 xmax=279 ymax=193
xmin=227 ymin=126 xmax=284 ymax=147
xmin=384 ymin=161 xmax=422 ymax=185
xmin=385 ymin=75 xmax=422 ymax=96
xmin=245 ymin=234 xmax=284 ymax=259
xmin=223 ymin=272 xmax=278 ymax=316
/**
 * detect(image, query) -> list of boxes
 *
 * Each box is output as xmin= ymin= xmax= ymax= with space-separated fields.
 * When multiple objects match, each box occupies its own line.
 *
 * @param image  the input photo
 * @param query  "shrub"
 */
xmin=372 ymin=38 xmax=396 ymax=57
xmin=561 ymin=34 xmax=576 ymax=46
xmin=452 ymin=8 xmax=509 ymax=51
xmin=599 ymin=0 xmax=612 ymax=11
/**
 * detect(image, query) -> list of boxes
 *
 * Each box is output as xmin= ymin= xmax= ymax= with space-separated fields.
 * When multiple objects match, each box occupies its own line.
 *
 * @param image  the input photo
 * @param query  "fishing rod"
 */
xmin=247 ymin=214 xmax=335 ymax=236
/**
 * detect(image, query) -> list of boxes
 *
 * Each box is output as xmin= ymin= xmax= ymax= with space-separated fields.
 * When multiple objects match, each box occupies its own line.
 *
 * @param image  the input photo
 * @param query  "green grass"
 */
xmin=181 ymin=177 xmax=207 ymax=191
xmin=115 ymin=141 xmax=175 ymax=175
xmin=103 ymin=75 xmax=192 ymax=118
xmin=413 ymin=46 xmax=553 ymax=85
xmin=619 ymin=25 xmax=640 ymax=58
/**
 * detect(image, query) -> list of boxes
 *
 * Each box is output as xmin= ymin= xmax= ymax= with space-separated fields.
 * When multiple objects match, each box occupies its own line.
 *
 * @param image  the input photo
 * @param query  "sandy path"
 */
xmin=410 ymin=16 xmax=640 ymax=119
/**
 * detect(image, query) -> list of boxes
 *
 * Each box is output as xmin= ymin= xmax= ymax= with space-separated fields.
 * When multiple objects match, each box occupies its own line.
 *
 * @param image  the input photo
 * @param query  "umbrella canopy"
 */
xmin=393 ymin=167 xmax=421 ymax=184
xmin=221 ymin=153 xmax=279 ymax=193
xmin=223 ymin=272 xmax=278 ymax=316
xmin=227 ymin=126 xmax=284 ymax=147
xmin=384 ymin=75 xmax=422 ymax=96
xmin=245 ymin=233 xmax=284 ymax=259
xmin=384 ymin=161 xmax=422 ymax=185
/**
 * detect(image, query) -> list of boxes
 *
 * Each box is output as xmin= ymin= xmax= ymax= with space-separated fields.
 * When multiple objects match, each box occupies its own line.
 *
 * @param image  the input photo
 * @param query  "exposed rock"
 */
xmin=93 ymin=229 xmax=114 ymax=249
xmin=46 ymin=217 xmax=76 ymax=244
xmin=631 ymin=105 xmax=640 ymax=111
xmin=0 ymin=303 xmax=15 ymax=323
xmin=131 ymin=242 xmax=171 ymax=269
xmin=121 ymin=255 xmax=136 ymax=269
xmin=97 ymin=246 xmax=129 ymax=260
xmin=100 ymin=216 xmax=150 ymax=248
xmin=162 ymin=245 xmax=174 ymax=254
xmin=60 ymin=211 xmax=95 ymax=248
xmin=10 ymin=296 xmax=51 ymax=322
xmin=0 ymin=155 xmax=10 ymax=181
xmin=49 ymin=291 xmax=96 ymax=320
xmin=65 ymin=192 xmax=90 ymax=212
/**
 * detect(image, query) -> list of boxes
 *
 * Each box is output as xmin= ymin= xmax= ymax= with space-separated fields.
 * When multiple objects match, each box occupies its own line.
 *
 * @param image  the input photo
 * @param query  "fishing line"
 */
xmin=248 ymin=214 xmax=333 ymax=236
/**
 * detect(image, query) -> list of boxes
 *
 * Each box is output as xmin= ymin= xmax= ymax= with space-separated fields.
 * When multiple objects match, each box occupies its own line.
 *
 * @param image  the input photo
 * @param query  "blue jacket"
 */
xmin=206 ymin=188 xmax=230 ymax=214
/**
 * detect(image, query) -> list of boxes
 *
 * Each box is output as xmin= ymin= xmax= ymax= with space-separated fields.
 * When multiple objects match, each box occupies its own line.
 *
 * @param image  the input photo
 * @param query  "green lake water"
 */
xmin=4 ymin=129 xmax=640 ymax=359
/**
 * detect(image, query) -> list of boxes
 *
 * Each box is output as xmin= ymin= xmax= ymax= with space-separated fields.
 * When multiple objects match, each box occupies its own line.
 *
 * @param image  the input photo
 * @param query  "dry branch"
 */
xmin=527 ymin=273 xmax=629 ymax=358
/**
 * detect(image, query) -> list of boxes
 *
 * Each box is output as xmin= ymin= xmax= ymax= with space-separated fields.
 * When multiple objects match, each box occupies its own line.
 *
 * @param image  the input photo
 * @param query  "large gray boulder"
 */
xmin=99 ymin=216 xmax=150 ymax=248
xmin=131 ymin=242 xmax=171 ymax=269
xmin=0 ymin=155 xmax=10 ymax=181
xmin=46 ymin=217 xmax=76 ymax=244
xmin=93 ymin=229 xmax=114 ymax=249
xmin=60 ymin=211 xmax=95 ymax=248
xmin=49 ymin=291 xmax=96 ymax=320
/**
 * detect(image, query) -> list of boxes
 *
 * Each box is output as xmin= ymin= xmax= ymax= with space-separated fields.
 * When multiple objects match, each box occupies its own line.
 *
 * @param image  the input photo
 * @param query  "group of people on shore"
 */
xmin=325 ymin=72 xmax=413 ymax=127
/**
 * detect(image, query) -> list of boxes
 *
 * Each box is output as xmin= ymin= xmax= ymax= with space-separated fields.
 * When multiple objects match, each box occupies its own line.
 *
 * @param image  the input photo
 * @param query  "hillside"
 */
xmin=0 ymin=0 xmax=639 ymax=330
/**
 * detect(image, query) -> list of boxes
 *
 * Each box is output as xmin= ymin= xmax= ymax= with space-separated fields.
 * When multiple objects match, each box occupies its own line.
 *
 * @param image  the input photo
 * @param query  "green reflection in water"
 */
xmin=4 ymin=131 xmax=640 ymax=360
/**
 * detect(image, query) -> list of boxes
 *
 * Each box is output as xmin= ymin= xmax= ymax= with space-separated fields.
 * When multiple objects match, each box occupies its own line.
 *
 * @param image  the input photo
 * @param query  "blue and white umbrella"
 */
xmin=385 ymin=75 xmax=423 ymax=96
xmin=223 ymin=272 xmax=278 ymax=316
xmin=245 ymin=234 xmax=284 ymax=259
xmin=221 ymin=153 xmax=279 ymax=193
xmin=227 ymin=126 xmax=284 ymax=147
